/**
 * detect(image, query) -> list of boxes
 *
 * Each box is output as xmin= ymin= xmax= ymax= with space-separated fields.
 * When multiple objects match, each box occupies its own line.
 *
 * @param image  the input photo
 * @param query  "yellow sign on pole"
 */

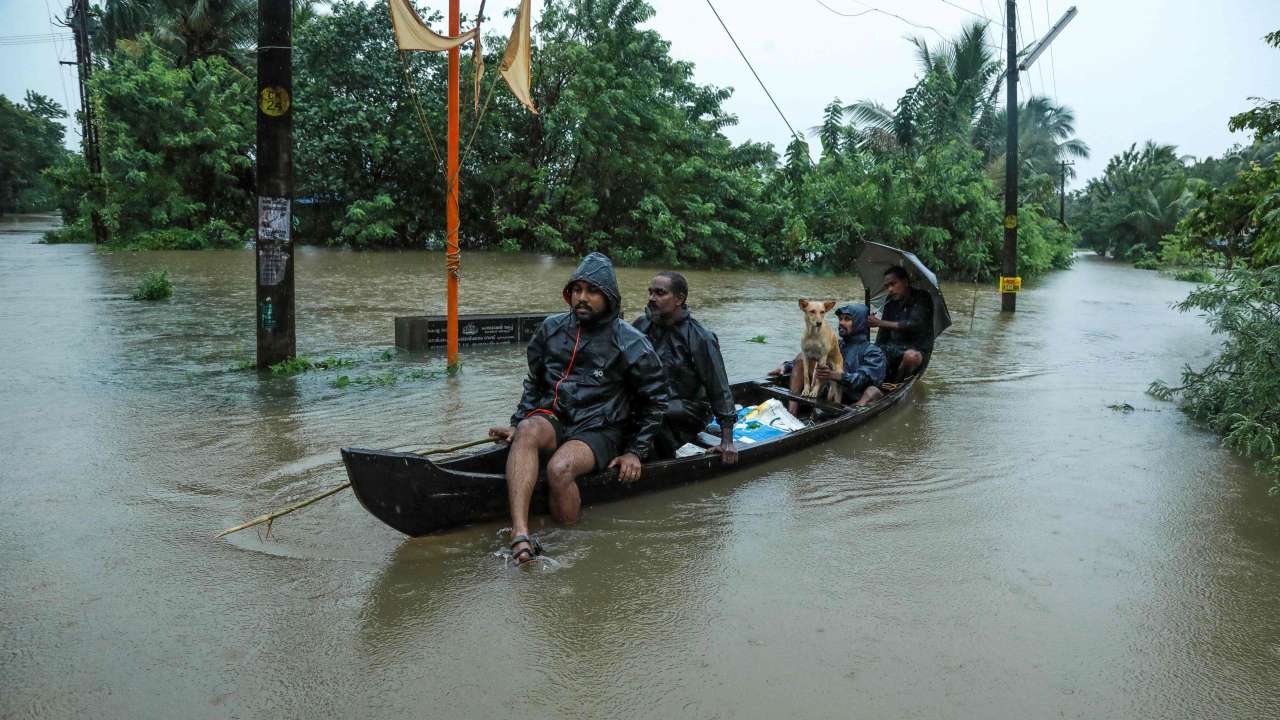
xmin=1003 ymin=214 xmax=1018 ymax=229
xmin=259 ymin=87 xmax=291 ymax=117
xmin=999 ymin=276 xmax=1022 ymax=293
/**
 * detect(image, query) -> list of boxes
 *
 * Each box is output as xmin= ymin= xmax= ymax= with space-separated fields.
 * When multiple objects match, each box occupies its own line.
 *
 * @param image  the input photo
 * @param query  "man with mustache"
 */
xmin=489 ymin=253 xmax=668 ymax=565
xmin=632 ymin=272 xmax=738 ymax=464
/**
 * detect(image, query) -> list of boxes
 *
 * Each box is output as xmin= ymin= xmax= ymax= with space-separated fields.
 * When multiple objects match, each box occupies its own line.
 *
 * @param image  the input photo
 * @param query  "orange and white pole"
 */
xmin=445 ymin=0 xmax=461 ymax=368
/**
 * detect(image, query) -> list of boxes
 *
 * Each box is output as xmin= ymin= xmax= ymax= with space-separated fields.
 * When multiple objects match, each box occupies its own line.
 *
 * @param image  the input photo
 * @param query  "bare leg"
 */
xmin=544 ymin=440 xmax=597 ymax=524
xmin=856 ymin=385 xmax=883 ymax=406
xmin=506 ymin=416 xmax=557 ymax=549
xmin=897 ymin=350 xmax=923 ymax=381
xmin=788 ymin=352 xmax=805 ymax=415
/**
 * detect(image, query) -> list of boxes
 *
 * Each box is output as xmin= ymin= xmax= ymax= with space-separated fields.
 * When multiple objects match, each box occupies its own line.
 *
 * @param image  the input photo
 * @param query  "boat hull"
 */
xmin=341 ymin=375 xmax=917 ymax=536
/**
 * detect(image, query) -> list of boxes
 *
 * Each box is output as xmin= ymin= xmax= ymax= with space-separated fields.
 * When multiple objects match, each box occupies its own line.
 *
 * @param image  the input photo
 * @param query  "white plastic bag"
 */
xmin=741 ymin=398 xmax=805 ymax=432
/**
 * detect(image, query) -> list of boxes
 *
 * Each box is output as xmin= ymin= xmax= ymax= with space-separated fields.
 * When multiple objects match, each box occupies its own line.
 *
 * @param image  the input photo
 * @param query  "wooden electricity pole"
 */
xmin=1001 ymin=0 xmax=1018 ymax=312
xmin=63 ymin=0 xmax=107 ymax=244
xmin=1001 ymin=4 xmax=1077 ymax=313
xmin=255 ymin=0 xmax=296 ymax=368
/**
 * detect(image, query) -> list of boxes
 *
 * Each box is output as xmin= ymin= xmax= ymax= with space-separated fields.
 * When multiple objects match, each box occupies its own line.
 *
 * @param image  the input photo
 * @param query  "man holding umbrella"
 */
xmin=869 ymin=265 xmax=934 ymax=381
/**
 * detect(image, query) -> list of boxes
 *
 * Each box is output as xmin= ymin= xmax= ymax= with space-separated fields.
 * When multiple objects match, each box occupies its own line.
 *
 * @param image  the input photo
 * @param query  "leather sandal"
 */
xmin=509 ymin=534 xmax=544 ymax=566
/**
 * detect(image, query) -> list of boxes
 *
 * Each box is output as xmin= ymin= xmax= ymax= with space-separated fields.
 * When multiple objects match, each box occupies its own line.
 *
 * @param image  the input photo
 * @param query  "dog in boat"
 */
xmin=796 ymin=299 xmax=844 ymax=404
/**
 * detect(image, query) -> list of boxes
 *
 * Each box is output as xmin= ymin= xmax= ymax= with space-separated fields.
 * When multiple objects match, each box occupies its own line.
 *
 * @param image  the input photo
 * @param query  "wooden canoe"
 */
xmin=340 ymin=373 xmax=920 ymax=537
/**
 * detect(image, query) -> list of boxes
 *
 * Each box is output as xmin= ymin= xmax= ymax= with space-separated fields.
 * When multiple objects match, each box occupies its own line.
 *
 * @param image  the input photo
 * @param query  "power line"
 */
xmin=934 ymin=0 xmax=990 ymax=21
xmin=812 ymin=1 xmax=875 ymax=18
xmin=1025 ymin=0 xmax=1047 ymax=98
xmin=40 ymin=0 xmax=76 ymax=138
xmin=1015 ymin=1 xmax=1034 ymax=97
xmin=704 ymin=0 xmax=802 ymax=141
xmin=0 ymin=34 xmax=76 ymax=46
xmin=815 ymin=0 xmax=947 ymax=41
xmin=1045 ymin=0 xmax=1059 ymax=102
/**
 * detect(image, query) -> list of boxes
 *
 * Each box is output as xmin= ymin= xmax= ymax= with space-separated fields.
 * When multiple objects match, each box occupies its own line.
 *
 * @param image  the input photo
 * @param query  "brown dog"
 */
xmin=797 ymin=299 xmax=844 ymax=404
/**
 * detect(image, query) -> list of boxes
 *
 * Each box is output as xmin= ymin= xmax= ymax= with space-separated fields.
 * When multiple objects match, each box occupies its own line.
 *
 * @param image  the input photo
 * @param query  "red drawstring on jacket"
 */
xmin=529 ymin=324 xmax=582 ymax=419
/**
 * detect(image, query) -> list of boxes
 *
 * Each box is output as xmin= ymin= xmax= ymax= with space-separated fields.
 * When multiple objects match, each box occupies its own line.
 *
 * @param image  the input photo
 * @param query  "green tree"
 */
xmin=292 ymin=0 xmax=449 ymax=248
xmin=1151 ymin=266 xmax=1280 ymax=494
xmin=49 ymin=36 xmax=254 ymax=247
xmin=0 ymin=92 xmax=69 ymax=214
xmin=93 ymin=0 xmax=259 ymax=65
xmin=477 ymin=0 xmax=776 ymax=266
xmin=1072 ymin=141 xmax=1195 ymax=259
xmin=1227 ymin=31 xmax=1280 ymax=139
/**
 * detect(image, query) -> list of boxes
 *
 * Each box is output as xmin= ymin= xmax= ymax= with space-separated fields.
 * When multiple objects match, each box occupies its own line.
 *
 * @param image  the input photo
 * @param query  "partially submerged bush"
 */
xmin=130 ymin=270 xmax=173 ymax=301
xmin=1150 ymin=266 xmax=1280 ymax=494
xmin=1173 ymin=267 xmax=1215 ymax=283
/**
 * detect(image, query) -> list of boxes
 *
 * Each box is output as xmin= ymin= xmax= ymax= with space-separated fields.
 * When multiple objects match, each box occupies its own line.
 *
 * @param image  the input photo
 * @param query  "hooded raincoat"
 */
xmin=833 ymin=304 xmax=887 ymax=395
xmin=511 ymin=253 xmax=669 ymax=461
xmin=633 ymin=305 xmax=737 ymax=448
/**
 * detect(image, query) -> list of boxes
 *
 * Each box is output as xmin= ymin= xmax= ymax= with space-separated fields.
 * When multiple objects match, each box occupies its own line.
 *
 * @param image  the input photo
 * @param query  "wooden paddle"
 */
xmin=215 ymin=436 xmax=494 ymax=539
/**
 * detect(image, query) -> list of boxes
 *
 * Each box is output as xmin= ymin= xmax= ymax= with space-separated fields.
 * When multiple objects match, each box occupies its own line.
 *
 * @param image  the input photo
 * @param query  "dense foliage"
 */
xmin=1070 ymin=139 xmax=1278 ymax=265
xmin=50 ymin=1 xmax=1086 ymax=281
xmin=48 ymin=36 xmax=254 ymax=248
xmin=0 ymin=92 xmax=69 ymax=214
xmin=1145 ymin=29 xmax=1280 ymax=494
xmin=1150 ymin=267 xmax=1280 ymax=494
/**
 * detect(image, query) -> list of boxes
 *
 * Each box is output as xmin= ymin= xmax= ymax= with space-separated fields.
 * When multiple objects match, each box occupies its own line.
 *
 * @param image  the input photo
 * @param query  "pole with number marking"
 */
xmin=256 ymin=0 xmax=296 ymax=368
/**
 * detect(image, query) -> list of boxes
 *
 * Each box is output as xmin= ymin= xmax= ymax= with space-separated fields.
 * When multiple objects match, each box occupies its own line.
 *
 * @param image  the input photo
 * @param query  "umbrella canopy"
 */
xmin=855 ymin=242 xmax=952 ymax=340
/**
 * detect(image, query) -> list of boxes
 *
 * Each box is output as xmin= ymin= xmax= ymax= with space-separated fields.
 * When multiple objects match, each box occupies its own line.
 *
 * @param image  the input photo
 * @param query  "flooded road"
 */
xmin=2 ymin=214 xmax=1278 ymax=719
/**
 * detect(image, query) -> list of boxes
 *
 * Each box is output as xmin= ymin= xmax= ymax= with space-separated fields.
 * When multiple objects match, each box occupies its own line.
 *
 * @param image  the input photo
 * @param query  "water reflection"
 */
xmin=2 ymin=216 xmax=1279 ymax=719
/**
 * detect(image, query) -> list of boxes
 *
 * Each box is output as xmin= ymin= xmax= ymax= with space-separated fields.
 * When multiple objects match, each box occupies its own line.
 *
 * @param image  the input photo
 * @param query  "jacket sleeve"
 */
xmin=841 ymin=343 xmax=887 ymax=392
xmin=897 ymin=296 xmax=932 ymax=336
xmin=511 ymin=322 xmax=550 ymax=427
xmin=621 ymin=337 xmax=669 ymax=461
xmin=863 ymin=345 xmax=887 ymax=387
xmin=693 ymin=329 xmax=737 ymax=429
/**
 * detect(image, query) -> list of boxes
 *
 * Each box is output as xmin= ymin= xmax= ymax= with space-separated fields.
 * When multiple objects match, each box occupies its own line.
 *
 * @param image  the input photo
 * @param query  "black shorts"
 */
xmin=535 ymin=414 xmax=622 ymax=472
xmin=882 ymin=344 xmax=929 ymax=378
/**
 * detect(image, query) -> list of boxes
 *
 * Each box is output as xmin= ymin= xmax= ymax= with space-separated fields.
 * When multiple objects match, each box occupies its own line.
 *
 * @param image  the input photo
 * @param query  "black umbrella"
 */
xmin=855 ymin=241 xmax=952 ymax=340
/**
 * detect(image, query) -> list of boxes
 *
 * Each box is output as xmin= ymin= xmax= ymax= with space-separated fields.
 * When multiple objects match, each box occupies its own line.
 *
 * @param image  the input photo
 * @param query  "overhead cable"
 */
xmin=934 ymin=0 xmax=991 ymax=21
xmin=705 ymin=0 xmax=803 ymax=141
xmin=813 ymin=0 xmax=947 ymax=41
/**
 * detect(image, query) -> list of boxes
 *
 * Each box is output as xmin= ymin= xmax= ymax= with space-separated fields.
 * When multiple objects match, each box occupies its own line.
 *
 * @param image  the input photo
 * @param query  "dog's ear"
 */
xmin=823 ymin=300 xmax=837 ymax=312
xmin=797 ymin=298 xmax=809 ymax=310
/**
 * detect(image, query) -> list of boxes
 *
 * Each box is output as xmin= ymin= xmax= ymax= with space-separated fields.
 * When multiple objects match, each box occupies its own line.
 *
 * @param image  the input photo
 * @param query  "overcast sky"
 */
xmin=3 ymin=0 xmax=1278 ymax=185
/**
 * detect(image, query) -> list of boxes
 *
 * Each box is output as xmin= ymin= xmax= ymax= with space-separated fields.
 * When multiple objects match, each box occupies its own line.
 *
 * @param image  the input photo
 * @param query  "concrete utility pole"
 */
xmin=1059 ymin=160 xmax=1073 ymax=225
xmin=62 ymin=0 xmax=107 ymax=244
xmin=1001 ymin=4 xmax=1077 ymax=313
xmin=255 ymin=0 xmax=296 ymax=368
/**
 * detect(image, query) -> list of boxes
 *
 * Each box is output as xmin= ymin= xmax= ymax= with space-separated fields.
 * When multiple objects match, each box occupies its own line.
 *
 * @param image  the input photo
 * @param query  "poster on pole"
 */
xmin=257 ymin=197 xmax=291 ymax=286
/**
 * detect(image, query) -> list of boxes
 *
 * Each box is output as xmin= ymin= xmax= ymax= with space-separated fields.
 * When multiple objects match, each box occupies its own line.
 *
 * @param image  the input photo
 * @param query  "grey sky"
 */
xmin=3 ymin=0 xmax=1278 ymax=185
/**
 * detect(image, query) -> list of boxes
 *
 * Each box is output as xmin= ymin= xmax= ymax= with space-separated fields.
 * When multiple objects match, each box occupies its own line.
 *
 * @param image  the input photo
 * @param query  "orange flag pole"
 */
xmin=445 ymin=0 xmax=461 ymax=370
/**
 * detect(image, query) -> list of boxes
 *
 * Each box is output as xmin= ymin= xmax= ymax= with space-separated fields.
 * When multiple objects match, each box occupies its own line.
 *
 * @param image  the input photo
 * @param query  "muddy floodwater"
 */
xmin=1 ymin=214 xmax=1278 ymax=719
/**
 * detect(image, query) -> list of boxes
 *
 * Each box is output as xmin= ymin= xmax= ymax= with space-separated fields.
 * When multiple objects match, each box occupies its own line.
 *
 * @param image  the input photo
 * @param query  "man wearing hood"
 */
xmin=489 ymin=253 xmax=669 ymax=565
xmin=771 ymin=303 xmax=887 ymax=410
xmin=632 ymin=272 xmax=738 ymax=464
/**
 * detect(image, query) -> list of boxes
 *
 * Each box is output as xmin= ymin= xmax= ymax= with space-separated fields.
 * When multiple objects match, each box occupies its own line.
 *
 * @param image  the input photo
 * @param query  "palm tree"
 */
xmin=987 ymin=96 xmax=1090 ymax=182
xmin=844 ymin=20 xmax=1000 ymax=153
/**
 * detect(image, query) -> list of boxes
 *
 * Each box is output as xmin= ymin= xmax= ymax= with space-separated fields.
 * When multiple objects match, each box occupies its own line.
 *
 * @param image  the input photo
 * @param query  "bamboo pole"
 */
xmin=215 ymin=436 xmax=493 ymax=539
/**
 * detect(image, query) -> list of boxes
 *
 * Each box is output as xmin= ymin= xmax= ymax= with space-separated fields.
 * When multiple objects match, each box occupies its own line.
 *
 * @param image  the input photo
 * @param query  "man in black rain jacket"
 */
xmin=489 ymin=253 xmax=668 ymax=565
xmin=633 ymin=272 xmax=738 ymax=464
xmin=869 ymin=265 xmax=934 ymax=381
